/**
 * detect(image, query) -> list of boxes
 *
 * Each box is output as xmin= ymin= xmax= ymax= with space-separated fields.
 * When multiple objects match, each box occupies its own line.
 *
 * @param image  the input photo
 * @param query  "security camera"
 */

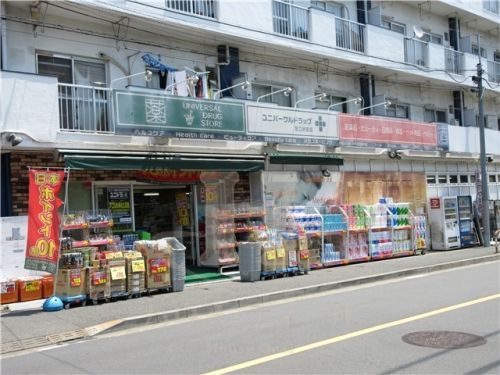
xmin=6 ymin=133 xmax=22 ymax=147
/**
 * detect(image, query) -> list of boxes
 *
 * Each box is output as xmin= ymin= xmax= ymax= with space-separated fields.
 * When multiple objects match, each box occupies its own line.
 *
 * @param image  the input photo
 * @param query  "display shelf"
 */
xmin=202 ymin=203 xmax=266 ymax=268
xmin=62 ymin=211 xmax=114 ymax=251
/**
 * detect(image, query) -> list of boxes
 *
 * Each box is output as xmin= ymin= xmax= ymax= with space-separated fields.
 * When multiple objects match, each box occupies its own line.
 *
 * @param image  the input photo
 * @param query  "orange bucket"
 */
xmin=42 ymin=276 xmax=55 ymax=298
xmin=1 ymin=280 xmax=18 ymax=304
xmin=18 ymin=277 xmax=43 ymax=302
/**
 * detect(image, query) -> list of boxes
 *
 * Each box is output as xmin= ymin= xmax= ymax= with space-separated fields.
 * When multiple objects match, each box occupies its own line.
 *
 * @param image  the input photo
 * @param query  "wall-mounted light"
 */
xmin=387 ymin=150 xmax=402 ymax=159
xmin=357 ymin=101 xmax=392 ymax=115
xmin=321 ymin=169 xmax=331 ymax=177
xmin=213 ymin=80 xmax=250 ymax=100
xmin=6 ymin=133 xmax=23 ymax=147
xmin=295 ymin=92 xmax=327 ymax=108
xmin=328 ymin=97 xmax=363 ymax=111
xmin=257 ymin=87 xmax=293 ymax=103
xmin=110 ymin=70 xmax=153 ymax=88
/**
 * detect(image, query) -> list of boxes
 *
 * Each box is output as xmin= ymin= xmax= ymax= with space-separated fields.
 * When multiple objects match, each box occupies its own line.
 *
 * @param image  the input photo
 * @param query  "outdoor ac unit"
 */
xmin=485 ymin=115 xmax=498 ymax=129
xmin=463 ymin=108 xmax=476 ymax=127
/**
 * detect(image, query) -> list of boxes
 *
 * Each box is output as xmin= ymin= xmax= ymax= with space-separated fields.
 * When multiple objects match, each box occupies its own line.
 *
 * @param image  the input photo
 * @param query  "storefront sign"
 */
xmin=339 ymin=114 xmax=449 ymax=150
xmin=246 ymin=106 xmax=339 ymax=145
xmin=136 ymin=170 xmax=201 ymax=183
xmin=114 ymin=91 xmax=245 ymax=139
xmin=108 ymin=187 xmax=132 ymax=224
xmin=25 ymin=170 xmax=65 ymax=274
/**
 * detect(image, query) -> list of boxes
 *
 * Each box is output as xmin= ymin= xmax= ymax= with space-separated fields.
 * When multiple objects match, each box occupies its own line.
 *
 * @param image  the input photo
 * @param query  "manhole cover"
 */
xmin=402 ymin=331 xmax=486 ymax=349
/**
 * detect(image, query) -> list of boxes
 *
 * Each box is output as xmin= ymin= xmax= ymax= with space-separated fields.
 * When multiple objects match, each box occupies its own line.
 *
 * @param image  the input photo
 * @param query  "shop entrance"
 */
xmin=133 ymin=185 xmax=195 ymax=265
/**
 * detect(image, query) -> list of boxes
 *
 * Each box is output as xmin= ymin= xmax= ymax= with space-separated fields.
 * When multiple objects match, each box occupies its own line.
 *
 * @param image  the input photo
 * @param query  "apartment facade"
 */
xmin=1 ymin=0 xmax=500 ymax=260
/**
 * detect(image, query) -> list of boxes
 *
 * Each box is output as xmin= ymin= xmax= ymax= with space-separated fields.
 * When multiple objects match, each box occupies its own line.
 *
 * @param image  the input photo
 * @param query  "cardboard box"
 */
xmin=87 ymin=267 xmax=111 ymax=300
xmin=145 ymin=256 xmax=171 ymax=289
xmin=18 ymin=277 xmax=43 ymax=302
xmin=56 ymin=268 xmax=86 ymax=298
xmin=42 ymin=276 xmax=54 ymax=298
xmin=298 ymin=237 xmax=308 ymax=251
xmin=261 ymin=243 xmax=276 ymax=273
xmin=282 ymin=239 xmax=297 ymax=252
xmin=275 ymin=246 xmax=287 ymax=271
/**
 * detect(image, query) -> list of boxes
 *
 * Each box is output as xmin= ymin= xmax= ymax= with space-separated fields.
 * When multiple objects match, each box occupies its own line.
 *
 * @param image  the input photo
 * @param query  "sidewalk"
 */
xmin=2 ymin=246 xmax=499 ymax=354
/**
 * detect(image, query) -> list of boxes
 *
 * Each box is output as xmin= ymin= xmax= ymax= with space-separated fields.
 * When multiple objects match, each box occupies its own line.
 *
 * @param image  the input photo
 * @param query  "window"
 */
xmin=427 ymin=175 xmax=436 ymax=184
xmin=460 ymin=175 xmax=469 ymax=183
xmin=314 ymin=93 xmax=347 ymax=112
xmin=489 ymin=175 xmax=497 ymax=183
xmin=472 ymin=44 xmax=487 ymax=58
xmin=37 ymin=53 xmax=109 ymax=132
xmin=483 ymin=0 xmax=499 ymax=14
xmin=381 ymin=17 xmax=406 ymax=34
xmin=252 ymin=83 xmax=292 ymax=107
xmin=386 ymin=103 xmax=409 ymax=119
xmin=470 ymin=175 xmax=476 ymax=183
xmin=449 ymin=175 xmax=458 ymax=184
xmin=438 ymin=175 xmax=447 ymax=184
xmin=424 ymin=108 xmax=447 ymax=123
xmin=310 ymin=1 xmax=346 ymax=17
xmin=421 ymin=32 xmax=443 ymax=45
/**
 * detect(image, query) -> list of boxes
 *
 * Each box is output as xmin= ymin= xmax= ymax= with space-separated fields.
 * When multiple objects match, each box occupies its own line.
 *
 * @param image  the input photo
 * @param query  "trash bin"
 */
xmin=239 ymin=242 xmax=262 ymax=282
xmin=166 ymin=237 xmax=187 ymax=292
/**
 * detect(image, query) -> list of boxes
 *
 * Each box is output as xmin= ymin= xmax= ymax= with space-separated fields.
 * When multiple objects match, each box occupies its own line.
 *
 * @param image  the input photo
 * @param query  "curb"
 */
xmin=100 ymin=253 xmax=500 ymax=336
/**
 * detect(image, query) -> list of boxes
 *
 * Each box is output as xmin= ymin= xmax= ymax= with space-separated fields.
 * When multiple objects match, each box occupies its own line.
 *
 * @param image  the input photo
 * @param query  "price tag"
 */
xmin=288 ymin=251 xmax=297 ymax=267
xmin=265 ymin=250 xmax=276 ymax=261
xmin=110 ymin=266 xmax=126 ymax=280
xmin=1 ymin=282 xmax=16 ymax=294
xmin=150 ymin=258 xmax=168 ymax=274
xmin=276 ymin=248 xmax=285 ymax=258
xmin=131 ymin=259 xmax=145 ymax=273
xmin=24 ymin=280 xmax=41 ymax=292
xmin=92 ymin=272 xmax=108 ymax=285
xmin=70 ymin=271 xmax=81 ymax=287
xmin=104 ymin=252 xmax=115 ymax=260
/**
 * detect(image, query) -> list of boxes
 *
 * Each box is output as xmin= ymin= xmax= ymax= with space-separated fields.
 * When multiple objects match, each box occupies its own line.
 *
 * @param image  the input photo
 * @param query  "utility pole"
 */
xmin=472 ymin=34 xmax=490 ymax=246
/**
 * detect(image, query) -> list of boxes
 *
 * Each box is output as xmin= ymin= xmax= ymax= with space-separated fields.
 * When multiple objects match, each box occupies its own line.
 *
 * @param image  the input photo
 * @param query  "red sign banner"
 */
xmin=135 ymin=170 xmax=201 ymax=183
xmin=25 ymin=170 xmax=65 ymax=274
xmin=339 ymin=114 xmax=438 ymax=147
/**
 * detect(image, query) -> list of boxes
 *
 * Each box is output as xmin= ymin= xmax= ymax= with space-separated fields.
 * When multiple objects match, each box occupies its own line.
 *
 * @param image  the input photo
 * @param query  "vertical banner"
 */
xmin=25 ymin=170 xmax=65 ymax=274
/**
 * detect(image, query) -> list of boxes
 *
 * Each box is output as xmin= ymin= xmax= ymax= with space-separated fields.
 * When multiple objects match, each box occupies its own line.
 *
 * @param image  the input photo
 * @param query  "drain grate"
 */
xmin=1 ymin=336 xmax=51 ymax=354
xmin=402 ymin=331 xmax=487 ymax=349
xmin=46 ymin=329 xmax=87 ymax=344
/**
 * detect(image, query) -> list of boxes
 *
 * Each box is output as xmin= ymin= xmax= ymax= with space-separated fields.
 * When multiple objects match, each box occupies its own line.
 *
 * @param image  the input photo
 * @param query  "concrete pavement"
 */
xmin=1 ymin=246 xmax=499 ymax=354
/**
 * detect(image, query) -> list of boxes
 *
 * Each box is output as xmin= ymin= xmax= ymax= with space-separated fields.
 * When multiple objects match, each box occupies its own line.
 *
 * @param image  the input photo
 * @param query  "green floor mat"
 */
xmin=185 ymin=266 xmax=231 ymax=283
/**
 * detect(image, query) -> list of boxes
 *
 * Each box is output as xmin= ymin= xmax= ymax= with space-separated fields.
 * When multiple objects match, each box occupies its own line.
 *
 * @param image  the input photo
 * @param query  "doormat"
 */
xmin=185 ymin=266 xmax=231 ymax=284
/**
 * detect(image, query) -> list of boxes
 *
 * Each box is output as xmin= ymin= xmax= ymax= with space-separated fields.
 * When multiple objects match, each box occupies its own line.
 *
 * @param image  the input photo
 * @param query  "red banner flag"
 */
xmin=25 ymin=169 xmax=65 ymax=274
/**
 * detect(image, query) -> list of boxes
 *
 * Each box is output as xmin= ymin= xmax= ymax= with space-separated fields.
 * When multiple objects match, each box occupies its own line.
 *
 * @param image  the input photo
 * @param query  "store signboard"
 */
xmin=114 ymin=91 xmax=245 ymax=140
xmin=246 ymin=105 xmax=339 ymax=145
xmin=25 ymin=170 xmax=65 ymax=274
xmin=339 ymin=114 xmax=449 ymax=150
xmin=135 ymin=170 xmax=201 ymax=183
xmin=108 ymin=187 xmax=132 ymax=224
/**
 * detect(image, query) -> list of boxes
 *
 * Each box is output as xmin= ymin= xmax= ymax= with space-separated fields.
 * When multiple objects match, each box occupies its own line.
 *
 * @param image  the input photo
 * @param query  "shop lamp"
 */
xmin=110 ymin=70 xmax=153 ymax=88
xmin=328 ymin=97 xmax=363 ymax=111
xmin=256 ymin=87 xmax=293 ymax=103
xmin=213 ymin=81 xmax=250 ymax=100
xmin=294 ymin=92 xmax=327 ymax=108
xmin=357 ymin=101 xmax=392 ymax=115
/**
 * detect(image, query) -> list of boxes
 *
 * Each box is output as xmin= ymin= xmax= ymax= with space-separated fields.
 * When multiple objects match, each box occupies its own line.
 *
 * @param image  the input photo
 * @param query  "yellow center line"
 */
xmin=202 ymin=293 xmax=500 ymax=375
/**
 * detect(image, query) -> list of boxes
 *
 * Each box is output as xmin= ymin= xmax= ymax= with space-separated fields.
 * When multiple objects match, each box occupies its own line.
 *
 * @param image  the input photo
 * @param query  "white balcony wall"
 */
xmin=448 ymin=125 xmax=500 ymax=155
xmin=365 ymin=25 xmax=404 ymax=62
xmin=218 ymin=1 xmax=272 ymax=32
xmin=428 ymin=43 xmax=445 ymax=72
xmin=1 ymin=72 xmax=60 ymax=142
xmin=309 ymin=8 xmax=335 ymax=48
xmin=463 ymin=52 xmax=480 ymax=76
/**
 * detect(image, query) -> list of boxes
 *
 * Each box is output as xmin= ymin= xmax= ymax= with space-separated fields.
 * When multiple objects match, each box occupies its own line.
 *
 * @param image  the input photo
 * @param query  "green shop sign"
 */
xmin=114 ymin=91 xmax=246 ymax=139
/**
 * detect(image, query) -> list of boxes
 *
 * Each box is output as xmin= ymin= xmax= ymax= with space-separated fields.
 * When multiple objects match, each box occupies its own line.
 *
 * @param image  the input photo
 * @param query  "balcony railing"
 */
xmin=165 ymin=0 xmax=216 ymax=18
xmin=487 ymin=60 xmax=500 ymax=83
xmin=272 ymin=0 xmax=309 ymax=40
xmin=58 ymin=84 xmax=112 ymax=133
xmin=335 ymin=17 xmax=365 ymax=53
xmin=404 ymin=38 xmax=428 ymax=67
xmin=444 ymin=48 xmax=464 ymax=75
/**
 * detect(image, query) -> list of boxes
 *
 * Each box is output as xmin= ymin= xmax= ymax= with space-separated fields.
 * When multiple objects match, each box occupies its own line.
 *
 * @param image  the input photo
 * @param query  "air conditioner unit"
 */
xmin=485 ymin=115 xmax=498 ymax=129
xmin=463 ymin=109 xmax=476 ymax=127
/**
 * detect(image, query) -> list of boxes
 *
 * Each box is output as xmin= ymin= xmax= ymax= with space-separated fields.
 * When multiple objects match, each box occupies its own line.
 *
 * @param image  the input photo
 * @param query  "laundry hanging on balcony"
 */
xmin=141 ymin=53 xmax=177 ymax=73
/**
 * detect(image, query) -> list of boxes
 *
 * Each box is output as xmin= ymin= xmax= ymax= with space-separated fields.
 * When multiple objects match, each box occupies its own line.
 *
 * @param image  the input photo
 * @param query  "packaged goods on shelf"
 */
xmin=1 ymin=279 xmax=19 ymax=304
xmin=124 ymin=251 xmax=146 ymax=295
xmin=18 ymin=276 xmax=43 ymax=302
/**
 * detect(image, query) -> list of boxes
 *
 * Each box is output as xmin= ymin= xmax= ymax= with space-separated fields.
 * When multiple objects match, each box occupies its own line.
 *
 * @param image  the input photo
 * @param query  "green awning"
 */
xmin=64 ymin=154 xmax=265 ymax=172
xmin=268 ymin=152 xmax=343 ymax=165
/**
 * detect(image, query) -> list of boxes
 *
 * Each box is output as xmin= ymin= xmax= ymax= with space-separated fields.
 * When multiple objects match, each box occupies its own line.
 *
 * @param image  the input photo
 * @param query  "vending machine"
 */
xmin=457 ymin=195 xmax=474 ymax=247
xmin=428 ymin=196 xmax=461 ymax=250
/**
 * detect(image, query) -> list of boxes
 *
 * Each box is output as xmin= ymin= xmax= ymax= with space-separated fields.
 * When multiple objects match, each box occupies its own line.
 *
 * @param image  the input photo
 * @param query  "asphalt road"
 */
xmin=2 ymin=261 xmax=499 ymax=374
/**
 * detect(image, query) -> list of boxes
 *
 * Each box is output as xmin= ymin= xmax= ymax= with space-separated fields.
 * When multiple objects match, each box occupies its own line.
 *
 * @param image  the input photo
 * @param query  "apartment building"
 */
xmin=1 ymin=0 xmax=500 ymax=261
